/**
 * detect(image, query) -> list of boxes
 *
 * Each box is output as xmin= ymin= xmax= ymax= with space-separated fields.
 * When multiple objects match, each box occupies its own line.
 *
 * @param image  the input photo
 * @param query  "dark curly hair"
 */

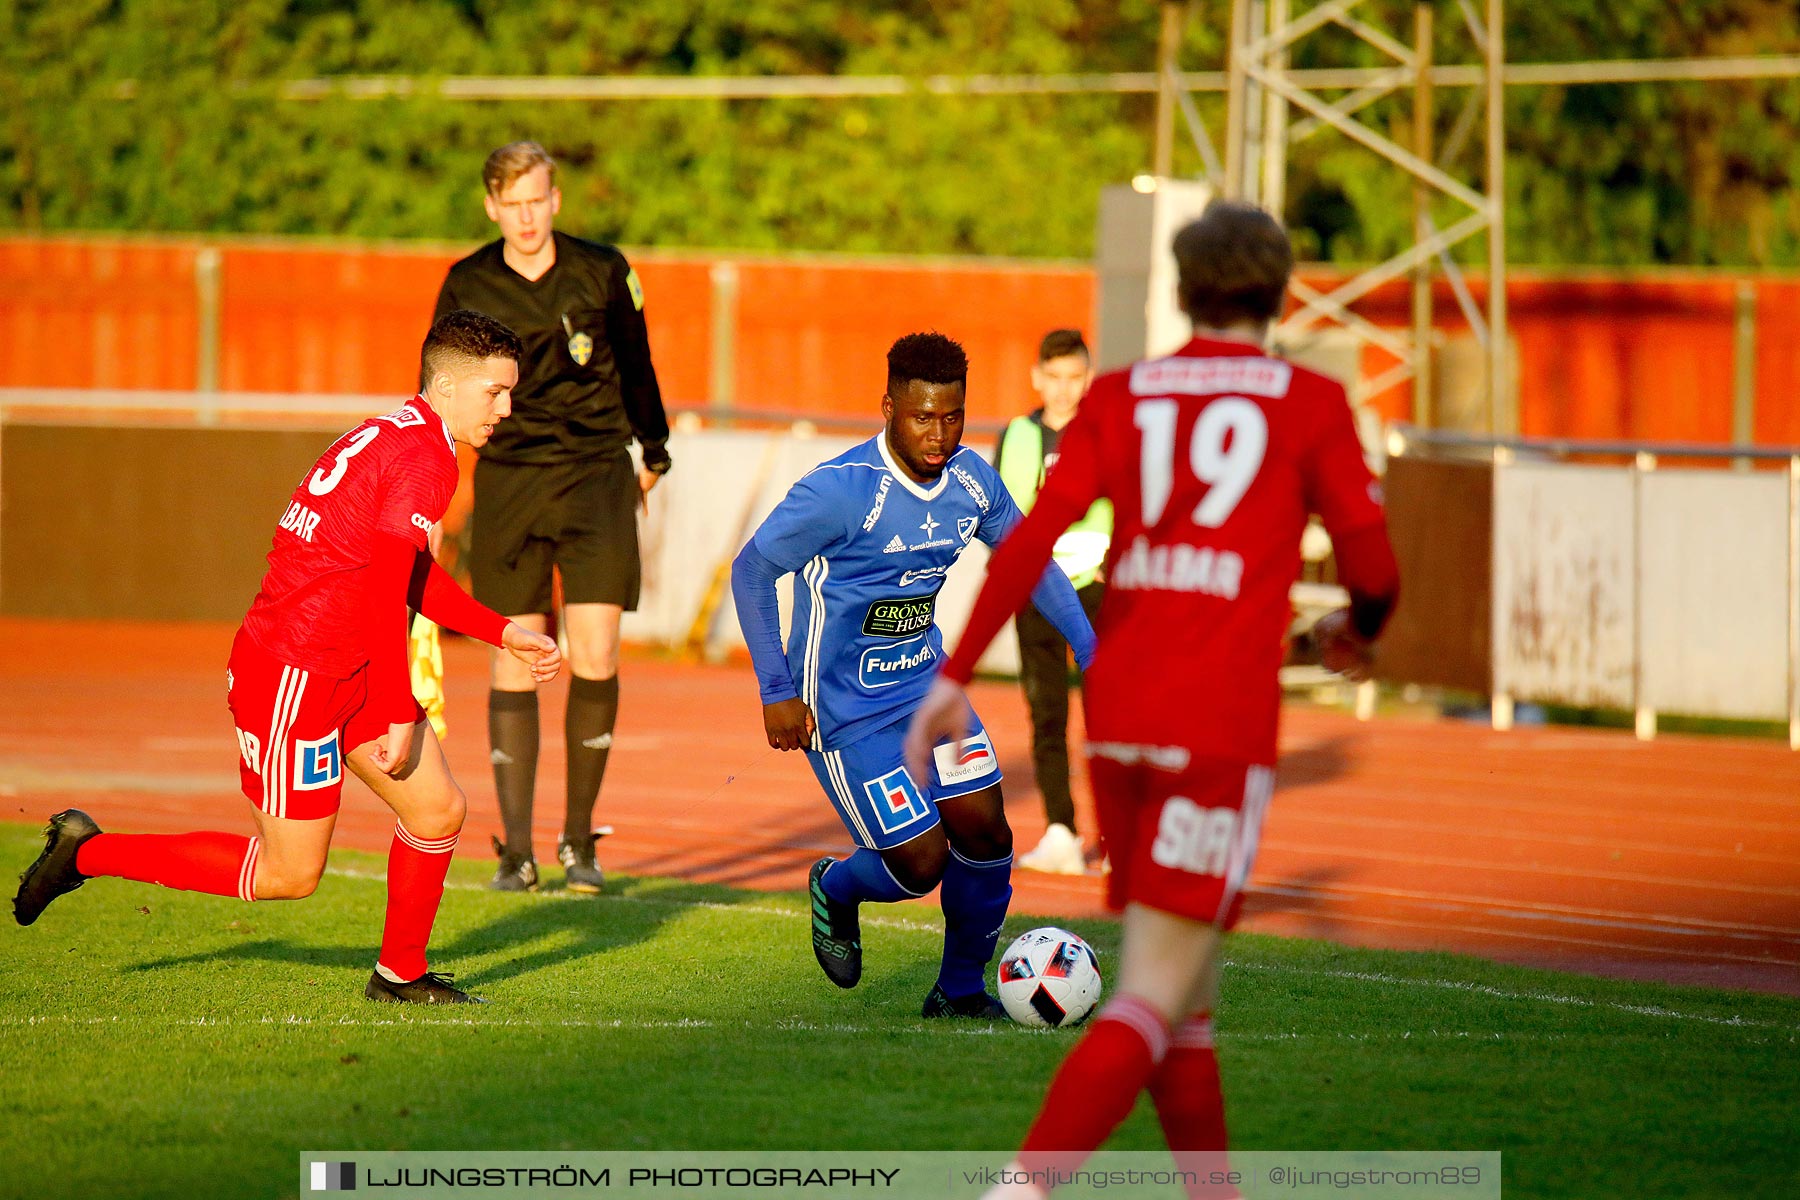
xmin=420 ymin=309 xmax=525 ymax=389
xmin=886 ymin=331 xmax=969 ymax=393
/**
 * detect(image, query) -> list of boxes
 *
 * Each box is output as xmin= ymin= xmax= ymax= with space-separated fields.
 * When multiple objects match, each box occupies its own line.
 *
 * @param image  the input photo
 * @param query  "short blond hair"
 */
xmin=482 ymin=141 xmax=556 ymax=196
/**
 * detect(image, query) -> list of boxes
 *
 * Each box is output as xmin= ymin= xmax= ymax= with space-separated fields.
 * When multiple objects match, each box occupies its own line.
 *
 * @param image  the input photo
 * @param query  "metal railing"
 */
xmin=1388 ymin=423 xmax=1800 ymax=463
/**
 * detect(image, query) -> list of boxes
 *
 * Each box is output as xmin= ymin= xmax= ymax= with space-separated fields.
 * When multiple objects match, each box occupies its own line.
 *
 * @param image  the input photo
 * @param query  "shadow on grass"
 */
xmin=119 ymin=872 xmax=780 ymax=988
xmin=1239 ymin=860 xmax=1359 ymax=944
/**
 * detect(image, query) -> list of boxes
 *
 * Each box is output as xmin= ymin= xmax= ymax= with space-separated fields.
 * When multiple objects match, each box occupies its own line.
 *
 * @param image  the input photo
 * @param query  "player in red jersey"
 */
xmin=12 ymin=310 xmax=564 ymax=1005
xmin=908 ymin=202 xmax=1399 ymax=1198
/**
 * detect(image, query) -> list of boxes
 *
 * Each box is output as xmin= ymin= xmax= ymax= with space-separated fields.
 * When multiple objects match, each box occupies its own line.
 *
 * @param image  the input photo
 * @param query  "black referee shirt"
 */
xmin=434 ymin=231 xmax=671 ymax=468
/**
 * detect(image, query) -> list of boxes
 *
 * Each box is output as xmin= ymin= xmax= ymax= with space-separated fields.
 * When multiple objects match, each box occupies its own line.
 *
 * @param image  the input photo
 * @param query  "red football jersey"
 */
xmin=945 ymin=336 xmax=1387 ymax=764
xmin=240 ymin=397 xmax=458 ymax=678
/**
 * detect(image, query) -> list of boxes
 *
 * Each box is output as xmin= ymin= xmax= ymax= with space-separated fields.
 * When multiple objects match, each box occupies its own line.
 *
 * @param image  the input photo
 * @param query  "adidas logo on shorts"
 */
xmin=883 ymin=535 xmax=906 ymax=554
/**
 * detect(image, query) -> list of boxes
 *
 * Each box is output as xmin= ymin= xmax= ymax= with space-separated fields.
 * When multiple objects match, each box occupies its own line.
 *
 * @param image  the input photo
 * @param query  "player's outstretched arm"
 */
xmin=904 ymin=677 xmax=973 ymax=784
xmin=1312 ymin=609 xmax=1377 ymax=680
xmin=416 ymin=561 xmax=512 ymax=647
xmin=962 ymin=409 xmax=1104 ymax=677
xmin=1301 ymin=381 xmax=1400 ymax=681
xmin=415 ymin=558 xmax=561 ymax=681
xmin=501 ymin=622 xmax=563 ymax=684
xmin=1027 ymin=562 xmax=1097 ymax=670
xmin=1311 ymin=523 xmax=1400 ymax=682
xmin=731 ymin=539 xmax=816 ymax=751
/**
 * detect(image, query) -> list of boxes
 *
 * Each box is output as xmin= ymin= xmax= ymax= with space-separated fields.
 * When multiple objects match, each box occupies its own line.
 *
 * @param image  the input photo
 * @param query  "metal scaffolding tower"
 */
xmin=1216 ymin=0 xmax=1510 ymax=433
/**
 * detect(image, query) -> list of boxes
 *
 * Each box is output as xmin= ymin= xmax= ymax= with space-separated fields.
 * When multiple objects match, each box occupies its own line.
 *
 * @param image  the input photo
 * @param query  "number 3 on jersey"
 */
xmin=308 ymin=427 xmax=380 ymax=496
xmin=1135 ymin=397 xmax=1268 ymax=528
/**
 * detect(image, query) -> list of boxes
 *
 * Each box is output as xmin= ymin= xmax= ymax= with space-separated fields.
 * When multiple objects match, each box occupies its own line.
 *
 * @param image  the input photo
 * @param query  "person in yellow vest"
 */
xmin=993 ymin=329 xmax=1111 ymax=875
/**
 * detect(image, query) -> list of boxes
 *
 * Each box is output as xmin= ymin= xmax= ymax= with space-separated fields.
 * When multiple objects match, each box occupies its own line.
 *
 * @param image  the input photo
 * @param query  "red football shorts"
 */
xmin=1087 ymin=745 xmax=1275 ymax=928
xmin=225 ymin=628 xmax=423 ymax=821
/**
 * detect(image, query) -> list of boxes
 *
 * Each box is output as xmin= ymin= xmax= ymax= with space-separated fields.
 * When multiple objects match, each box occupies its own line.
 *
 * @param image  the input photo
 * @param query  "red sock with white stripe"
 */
xmin=75 ymin=833 xmax=261 ymax=901
xmin=375 ymin=822 xmax=459 ymax=983
xmin=1149 ymin=1015 xmax=1238 ymax=1199
xmin=1017 ymin=993 xmax=1169 ymax=1176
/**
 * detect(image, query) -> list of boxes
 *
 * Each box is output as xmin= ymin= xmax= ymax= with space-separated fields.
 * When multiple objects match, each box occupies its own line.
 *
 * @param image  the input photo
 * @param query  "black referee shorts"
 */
xmin=469 ymin=455 xmax=641 ymax=616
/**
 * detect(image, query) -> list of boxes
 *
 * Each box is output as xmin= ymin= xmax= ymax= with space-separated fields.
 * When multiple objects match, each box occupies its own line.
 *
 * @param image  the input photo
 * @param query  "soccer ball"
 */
xmin=996 ymin=927 xmax=1102 ymax=1028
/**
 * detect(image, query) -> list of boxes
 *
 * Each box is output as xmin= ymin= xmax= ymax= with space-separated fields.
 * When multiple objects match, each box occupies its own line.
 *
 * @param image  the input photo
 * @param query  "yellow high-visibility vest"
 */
xmin=995 ymin=413 xmax=1113 ymax=590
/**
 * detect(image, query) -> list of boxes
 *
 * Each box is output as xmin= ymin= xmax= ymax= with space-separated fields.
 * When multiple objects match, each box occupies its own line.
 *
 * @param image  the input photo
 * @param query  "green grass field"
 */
xmin=1 ymin=822 xmax=1795 ymax=1200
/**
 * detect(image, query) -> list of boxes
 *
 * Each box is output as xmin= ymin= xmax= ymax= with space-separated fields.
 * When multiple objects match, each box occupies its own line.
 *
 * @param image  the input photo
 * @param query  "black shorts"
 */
xmin=469 ymin=455 xmax=641 ymax=616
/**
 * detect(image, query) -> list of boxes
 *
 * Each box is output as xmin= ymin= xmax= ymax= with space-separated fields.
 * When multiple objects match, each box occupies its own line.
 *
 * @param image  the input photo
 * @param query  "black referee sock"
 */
xmin=565 ymin=674 xmax=619 ymax=844
xmin=488 ymin=689 xmax=540 ymax=857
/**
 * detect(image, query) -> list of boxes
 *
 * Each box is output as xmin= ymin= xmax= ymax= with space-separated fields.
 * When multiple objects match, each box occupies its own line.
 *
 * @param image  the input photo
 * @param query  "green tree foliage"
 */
xmin=2 ymin=0 xmax=1797 ymax=265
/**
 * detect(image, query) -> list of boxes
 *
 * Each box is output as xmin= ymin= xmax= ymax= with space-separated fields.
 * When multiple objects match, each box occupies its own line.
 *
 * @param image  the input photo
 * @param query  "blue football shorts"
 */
xmin=805 ymin=707 xmax=1004 ymax=850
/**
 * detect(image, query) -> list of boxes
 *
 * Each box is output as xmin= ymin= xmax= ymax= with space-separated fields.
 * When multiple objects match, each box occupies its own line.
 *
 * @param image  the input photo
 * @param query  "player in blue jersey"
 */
xmin=731 ymin=332 xmax=1098 ymax=1018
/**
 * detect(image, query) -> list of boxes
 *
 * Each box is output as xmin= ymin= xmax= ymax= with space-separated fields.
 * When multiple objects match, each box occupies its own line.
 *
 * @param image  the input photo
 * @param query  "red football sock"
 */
xmin=75 ymin=832 xmax=260 ymax=901
xmin=1018 ymin=993 xmax=1169 ymax=1178
xmin=375 ymin=823 xmax=459 ymax=983
xmin=1150 ymin=1014 xmax=1238 ymax=1199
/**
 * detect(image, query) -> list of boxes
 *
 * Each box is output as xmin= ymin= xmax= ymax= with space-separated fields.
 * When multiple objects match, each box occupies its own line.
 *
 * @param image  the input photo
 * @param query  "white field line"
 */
xmin=314 ymin=866 xmax=1800 ymax=1033
xmin=1230 ymin=962 xmax=1799 ymax=1031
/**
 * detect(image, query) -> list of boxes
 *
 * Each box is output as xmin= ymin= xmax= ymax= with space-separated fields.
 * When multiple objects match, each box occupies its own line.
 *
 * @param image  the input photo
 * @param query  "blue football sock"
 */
xmin=821 ymin=848 xmax=920 ymax=905
xmin=937 ymin=846 xmax=1013 ymax=997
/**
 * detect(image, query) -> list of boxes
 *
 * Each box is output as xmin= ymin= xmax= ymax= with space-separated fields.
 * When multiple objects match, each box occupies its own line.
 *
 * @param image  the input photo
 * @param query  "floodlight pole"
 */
xmin=1153 ymin=1 xmax=1191 ymax=178
xmin=1486 ymin=0 xmax=1511 ymax=434
xmin=1261 ymin=0 xmax=1291 ymax=215
xmin=1411 ymin=3 xmax=1434 ymax=427
xmin=1224 ymin=0 xmax=1252 ymax=198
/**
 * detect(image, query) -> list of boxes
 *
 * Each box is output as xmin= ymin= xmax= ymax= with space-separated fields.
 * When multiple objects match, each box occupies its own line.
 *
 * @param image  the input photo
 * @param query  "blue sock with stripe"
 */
xmin=821 ymin=848 xmax=917 ymax=905
xmin=937 ymin=847 xmax=1013 ymax=997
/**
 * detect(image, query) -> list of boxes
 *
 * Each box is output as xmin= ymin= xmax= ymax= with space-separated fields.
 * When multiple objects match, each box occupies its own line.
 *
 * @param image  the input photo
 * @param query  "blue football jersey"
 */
xmin=750 ymin=432 xmax=1024 ymax=751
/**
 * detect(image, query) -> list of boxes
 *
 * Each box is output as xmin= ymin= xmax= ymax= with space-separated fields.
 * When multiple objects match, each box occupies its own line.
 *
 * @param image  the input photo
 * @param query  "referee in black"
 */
xmin=433 ymin=141 xmax=671 ymax=895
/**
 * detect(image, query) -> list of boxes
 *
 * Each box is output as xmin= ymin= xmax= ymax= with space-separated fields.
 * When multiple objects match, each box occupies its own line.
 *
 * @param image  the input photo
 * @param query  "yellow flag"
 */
xmin=408 ymin=614 xmax=447 ymax=739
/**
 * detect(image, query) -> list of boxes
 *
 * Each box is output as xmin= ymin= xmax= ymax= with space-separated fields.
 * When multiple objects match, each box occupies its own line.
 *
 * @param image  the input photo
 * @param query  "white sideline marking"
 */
xmin=1232 ymin=963 xmax=1797 ymax=1031
xmin=303 ymin=867 xmax=1800 ymax=1034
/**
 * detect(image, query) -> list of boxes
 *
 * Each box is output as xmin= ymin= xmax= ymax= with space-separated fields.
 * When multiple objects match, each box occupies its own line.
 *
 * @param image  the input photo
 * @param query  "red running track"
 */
xmin=2 ymin=618 xmax=1795 ymax=995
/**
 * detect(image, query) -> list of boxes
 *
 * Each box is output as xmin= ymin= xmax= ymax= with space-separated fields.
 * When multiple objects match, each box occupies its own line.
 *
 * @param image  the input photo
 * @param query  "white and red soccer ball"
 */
xmin=996 ymin=927 xmax=1102 ymax=1028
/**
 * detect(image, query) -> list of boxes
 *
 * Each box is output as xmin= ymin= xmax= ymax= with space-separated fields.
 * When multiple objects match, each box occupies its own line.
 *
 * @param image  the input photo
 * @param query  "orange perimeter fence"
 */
xmin=5 ymin=234 xmax=1800 ymax=442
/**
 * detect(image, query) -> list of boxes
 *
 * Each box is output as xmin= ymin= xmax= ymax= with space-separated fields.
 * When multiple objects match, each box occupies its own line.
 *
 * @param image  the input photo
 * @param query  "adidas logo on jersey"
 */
xmin=882 ymin=535 xmax=906 ymax=554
